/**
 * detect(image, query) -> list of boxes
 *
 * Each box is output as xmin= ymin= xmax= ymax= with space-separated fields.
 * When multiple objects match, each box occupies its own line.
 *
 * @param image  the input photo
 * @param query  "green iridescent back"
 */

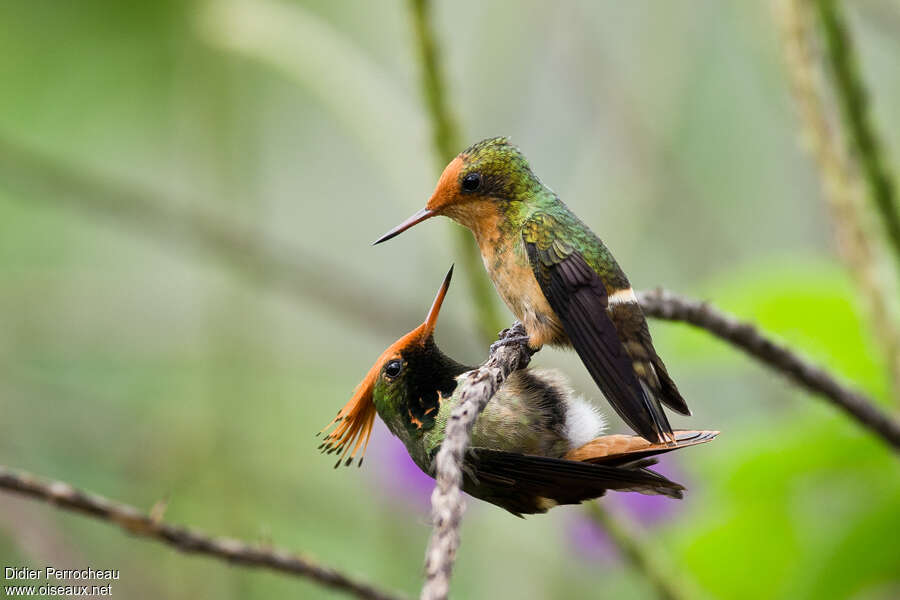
xmin=459 ymin=137 xmax=630 ymax=289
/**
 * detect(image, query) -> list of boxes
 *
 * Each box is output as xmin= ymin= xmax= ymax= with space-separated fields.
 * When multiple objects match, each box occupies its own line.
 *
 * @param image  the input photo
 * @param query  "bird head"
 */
xmin=319 ymin=266 xmax=465 ymax=467
xmin=373 ymin=137 xmax=542 ymax=244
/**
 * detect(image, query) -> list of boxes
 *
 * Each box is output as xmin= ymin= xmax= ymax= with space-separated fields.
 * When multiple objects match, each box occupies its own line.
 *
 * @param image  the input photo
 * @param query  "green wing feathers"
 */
xmin=522 ymin=212 xmax=689 ymax=443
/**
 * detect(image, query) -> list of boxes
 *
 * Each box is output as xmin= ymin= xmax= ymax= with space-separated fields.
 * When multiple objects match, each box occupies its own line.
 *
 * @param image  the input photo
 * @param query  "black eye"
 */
xmin=461 ymin=172 xmax=482 ymax=192
xmin=384 ymin=360 xmax=403 ymax=379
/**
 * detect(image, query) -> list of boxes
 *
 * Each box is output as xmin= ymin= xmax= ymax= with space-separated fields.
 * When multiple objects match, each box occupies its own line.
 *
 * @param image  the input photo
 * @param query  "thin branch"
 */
xmin=0 ymin=466 xmax=407 ymax=600
xmin=638 ymin=288 xmax=900 ymax=450
xmin=4 ymin=135 xmax=898 ymax=600
xmin=814 ymin=0 xmax=900 ymax=264
xmin=421 ymin=323 xmax=535 ymax=600
xmin=777 ymin=0 xmax=900 ymax=401
xmin=420 ymin=288 xmax=900 ymax=600
xmin=0 ymin=137 xmax=416 ymax=339
xmin=407 ymin=0 xmax=506 ymax=343
xmin=584 ymin=503 xmax=690 ymax=600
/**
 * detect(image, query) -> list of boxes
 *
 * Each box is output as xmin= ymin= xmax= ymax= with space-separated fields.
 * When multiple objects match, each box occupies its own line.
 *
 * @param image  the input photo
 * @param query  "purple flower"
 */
xmin=365 ymin=421 xmax=434 ymax=514
xmin=611 ymin=457 xmax=684 ymax=525
xmin=567 ymin=513 xmax=617 ymax=562
xmin=566 ymin=456 xmax=689 ymax=562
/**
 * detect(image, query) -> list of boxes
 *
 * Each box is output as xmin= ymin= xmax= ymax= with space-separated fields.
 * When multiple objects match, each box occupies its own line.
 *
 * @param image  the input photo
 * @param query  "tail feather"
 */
xmin=564 ymin=429 xmax=719 ymax=465
xmin=652 ymin=356 xmax=691 ymax=415
xmin=465 ymin=448 xmax=685 ymax=515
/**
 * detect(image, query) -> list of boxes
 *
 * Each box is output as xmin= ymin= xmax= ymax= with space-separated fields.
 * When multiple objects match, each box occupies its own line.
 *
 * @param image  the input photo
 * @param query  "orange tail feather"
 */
xmin=565 ymin=430 xmax=719 ymax=463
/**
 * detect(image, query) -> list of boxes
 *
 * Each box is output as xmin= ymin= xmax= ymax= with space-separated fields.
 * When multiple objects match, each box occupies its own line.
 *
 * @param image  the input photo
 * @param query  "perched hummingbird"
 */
xmin=319 ymin=267 xmax=717 ymax=516
xmin=374 ymin=137 xmax=690 ymax=445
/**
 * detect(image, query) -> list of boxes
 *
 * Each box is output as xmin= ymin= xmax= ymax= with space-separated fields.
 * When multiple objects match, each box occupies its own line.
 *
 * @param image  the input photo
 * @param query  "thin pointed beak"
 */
xmin=422 ymin=265 xmax=453 ymax=336
xmin=372 ymin=207 xmax=435 ymax=245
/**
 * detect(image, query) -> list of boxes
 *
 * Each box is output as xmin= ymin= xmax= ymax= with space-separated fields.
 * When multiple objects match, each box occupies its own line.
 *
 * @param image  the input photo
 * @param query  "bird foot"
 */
xmin=489 ymin=335 xmax=531 ymax=355
xmin=490 ymin=322 xmax=535 ymax=356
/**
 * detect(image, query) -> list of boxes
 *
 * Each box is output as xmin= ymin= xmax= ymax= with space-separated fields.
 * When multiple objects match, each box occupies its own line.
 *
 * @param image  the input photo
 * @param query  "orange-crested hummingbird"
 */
xmin=374 ymin=137 xmax=691 ymax=445
xmin=320 ymin=267 xmax=718 ymax=516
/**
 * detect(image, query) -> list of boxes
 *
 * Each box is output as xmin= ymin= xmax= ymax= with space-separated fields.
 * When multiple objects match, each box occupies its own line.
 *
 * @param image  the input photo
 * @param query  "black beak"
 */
xmin=372 ymin=208 xmax=435 ymax=245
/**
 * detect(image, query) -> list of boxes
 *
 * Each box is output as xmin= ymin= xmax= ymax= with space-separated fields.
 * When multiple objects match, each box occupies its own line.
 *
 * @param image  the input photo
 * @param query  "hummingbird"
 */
xmin=373 ymin=137 xmax=690 ymax=445
xmin=319 ymin=267 xmax=717 ymax=516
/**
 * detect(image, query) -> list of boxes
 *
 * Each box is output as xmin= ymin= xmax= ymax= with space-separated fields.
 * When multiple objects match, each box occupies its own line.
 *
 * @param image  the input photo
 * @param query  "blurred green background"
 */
xmin=1 ymin=1 xmax=899 ymax=598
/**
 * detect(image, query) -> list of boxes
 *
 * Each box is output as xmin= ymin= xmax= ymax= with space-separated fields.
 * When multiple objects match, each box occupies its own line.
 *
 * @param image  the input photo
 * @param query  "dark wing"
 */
xmin=464 ymin=448 xmax=684 ymax=516
xmin=523 ymin=217 xmax=675 ymax=443
xmin=607 ymin=297 xmax=691 ymax=416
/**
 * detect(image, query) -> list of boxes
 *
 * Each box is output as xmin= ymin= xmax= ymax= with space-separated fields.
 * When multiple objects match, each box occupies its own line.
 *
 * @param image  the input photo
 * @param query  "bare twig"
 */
xmin=585 ymin=503 xmax=689 ymax=600
xmin=814 ymin=0 xmax=900 ymax=264
xmin=639 ymin=288 xmax=900 ymax=450
xmin=4 ymin=135 xmax=897 ymax=600
xmin=777 ymin=0 xmax=900 ymax=400
xmin=421 ymin=288 xmax=900 ymax=600
xmin=421 ymin=323 xmax=535 ymax=600
xmin=0 ymin=466 xmax=407 ymax=600
xmin=407 ymin=0 xmax=506 ymax=343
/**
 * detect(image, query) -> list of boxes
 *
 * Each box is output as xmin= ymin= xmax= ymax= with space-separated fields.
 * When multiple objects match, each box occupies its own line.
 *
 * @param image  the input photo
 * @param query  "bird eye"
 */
xmin=461 ymin=172 xmax=482 ymax=192
xmin=384 ymin=359 xmax=403 ymax=379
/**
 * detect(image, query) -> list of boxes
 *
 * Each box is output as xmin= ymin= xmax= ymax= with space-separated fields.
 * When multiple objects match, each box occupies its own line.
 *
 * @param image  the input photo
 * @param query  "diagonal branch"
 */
xmin=420 ymin=290 xmax=900 ymax=599
xmin=421 ymin=323 xmax=535 ymax=600
xmin=638 ymin=288 xmax=900 ymax=450
xmin=0 ymin=466 xmax=407 ymax=600
xmin=4 ymin=133 xmax=898 ymax=599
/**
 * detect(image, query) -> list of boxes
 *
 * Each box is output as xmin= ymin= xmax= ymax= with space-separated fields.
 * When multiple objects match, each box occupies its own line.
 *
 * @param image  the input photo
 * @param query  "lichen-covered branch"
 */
xmin=421 ymin=323 xmax=535 ymax=600
xmin=0 ymin=466 xmax=407 ymax=600
xmin=638 ymin=288 xmax=900 ymax=450
xmin=407 ymin=0 xmax=506 ymax=343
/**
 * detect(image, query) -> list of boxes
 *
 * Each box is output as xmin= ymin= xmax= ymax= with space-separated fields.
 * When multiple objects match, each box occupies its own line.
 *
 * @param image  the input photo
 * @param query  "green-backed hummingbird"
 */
xmin=320 ymin=267 xmax=717 ymax=516
xmin=374 ymin=137 xmax=690 ymax=445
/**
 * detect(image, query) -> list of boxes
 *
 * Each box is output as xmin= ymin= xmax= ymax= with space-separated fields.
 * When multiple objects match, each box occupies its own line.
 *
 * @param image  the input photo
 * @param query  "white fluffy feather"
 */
xmin=563 ymin=395 xmax=606 ymax=450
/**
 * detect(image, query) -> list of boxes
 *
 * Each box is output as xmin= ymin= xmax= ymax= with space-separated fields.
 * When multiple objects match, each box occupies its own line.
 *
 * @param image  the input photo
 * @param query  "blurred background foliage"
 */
xmin=1 ymin=1 xmax=899 ymax=599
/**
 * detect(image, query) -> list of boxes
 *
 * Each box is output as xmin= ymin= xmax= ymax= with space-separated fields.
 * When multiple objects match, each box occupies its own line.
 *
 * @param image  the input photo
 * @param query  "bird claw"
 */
xmin=489 ymin=335 xmax=531 ymax=355
xmin=490 ymin=322 xmax=531 ymax=354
